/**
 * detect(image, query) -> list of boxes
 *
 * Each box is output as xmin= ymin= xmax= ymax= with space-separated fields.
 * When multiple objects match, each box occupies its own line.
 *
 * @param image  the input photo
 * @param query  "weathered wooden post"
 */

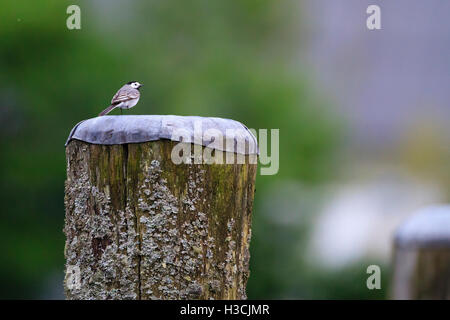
xmin=64 ymin=115 xmax=258 ymax=300
xmin=392 ymin=205 xmax=450 ymax=299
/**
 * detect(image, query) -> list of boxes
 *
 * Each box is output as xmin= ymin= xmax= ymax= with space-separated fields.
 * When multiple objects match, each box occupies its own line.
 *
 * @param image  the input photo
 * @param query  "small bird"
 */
xmin=99 ymin=81 xmax=143 ymax=116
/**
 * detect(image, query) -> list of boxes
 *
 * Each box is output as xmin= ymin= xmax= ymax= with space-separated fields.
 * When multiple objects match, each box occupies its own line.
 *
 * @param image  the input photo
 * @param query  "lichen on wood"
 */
xmin=64 ymin=139 xmax=257 ymax=300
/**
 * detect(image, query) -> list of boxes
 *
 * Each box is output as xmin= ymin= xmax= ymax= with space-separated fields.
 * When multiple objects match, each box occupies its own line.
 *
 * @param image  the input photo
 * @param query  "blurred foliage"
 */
xmin=0 ymin=0 xmax=361 ymax=299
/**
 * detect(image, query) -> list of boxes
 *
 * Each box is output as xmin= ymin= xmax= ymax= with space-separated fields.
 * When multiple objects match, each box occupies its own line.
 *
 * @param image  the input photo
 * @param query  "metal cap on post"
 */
xmin=392 ymin=205 xmax=450 ymax=299
xmin=64 ymin=115 xmax=258 ymax=300
xmin=65 ymin=115 xmax=258 ymax=153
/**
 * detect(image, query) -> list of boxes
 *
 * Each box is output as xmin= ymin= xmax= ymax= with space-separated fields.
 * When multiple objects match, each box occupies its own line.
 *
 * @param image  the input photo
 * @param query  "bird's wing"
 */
xmin=111 ymin=88 xmax=139 ymax=104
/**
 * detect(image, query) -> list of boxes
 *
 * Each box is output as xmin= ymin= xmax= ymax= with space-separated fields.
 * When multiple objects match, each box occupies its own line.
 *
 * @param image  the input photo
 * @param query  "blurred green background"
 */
xmin=1 ymin=0 xmax=448 ymax=299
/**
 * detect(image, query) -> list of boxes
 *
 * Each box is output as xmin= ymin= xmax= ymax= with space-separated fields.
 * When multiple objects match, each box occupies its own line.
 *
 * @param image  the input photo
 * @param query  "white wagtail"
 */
xmin=99 ymin=81 xmax=143 ymax=116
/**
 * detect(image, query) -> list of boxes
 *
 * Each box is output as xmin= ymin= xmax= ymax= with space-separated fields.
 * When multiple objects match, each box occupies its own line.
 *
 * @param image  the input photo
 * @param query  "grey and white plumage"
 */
xmin=99 ymin=81 xmax=143 ymax=116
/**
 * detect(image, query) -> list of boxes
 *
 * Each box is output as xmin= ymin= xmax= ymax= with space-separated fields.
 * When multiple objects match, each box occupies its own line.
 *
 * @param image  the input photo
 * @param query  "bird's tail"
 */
xmin=99 ymin=105 xmax=117 ymax=116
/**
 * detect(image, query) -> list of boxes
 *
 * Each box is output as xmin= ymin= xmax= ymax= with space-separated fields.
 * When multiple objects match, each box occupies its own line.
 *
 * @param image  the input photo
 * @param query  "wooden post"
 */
xmin=392 ymin=205 xmax=450 ymax=299
xmin=63 ymin=115 xmax=258 ymax=300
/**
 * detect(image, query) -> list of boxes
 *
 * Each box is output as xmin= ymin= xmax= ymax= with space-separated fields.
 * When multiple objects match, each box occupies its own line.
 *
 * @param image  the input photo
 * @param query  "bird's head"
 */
xmin=128 ymin=81 xmax=143 ymax=89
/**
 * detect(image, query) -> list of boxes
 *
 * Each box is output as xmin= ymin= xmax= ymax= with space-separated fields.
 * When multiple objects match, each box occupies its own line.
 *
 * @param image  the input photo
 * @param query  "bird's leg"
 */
xmin=120 ymin=109 xmax=123 ymax=115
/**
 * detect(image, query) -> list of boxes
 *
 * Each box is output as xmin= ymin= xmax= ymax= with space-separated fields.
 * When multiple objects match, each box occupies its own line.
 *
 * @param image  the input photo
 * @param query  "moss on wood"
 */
xmin=64 ymin=139 xmax=257 ymax=300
